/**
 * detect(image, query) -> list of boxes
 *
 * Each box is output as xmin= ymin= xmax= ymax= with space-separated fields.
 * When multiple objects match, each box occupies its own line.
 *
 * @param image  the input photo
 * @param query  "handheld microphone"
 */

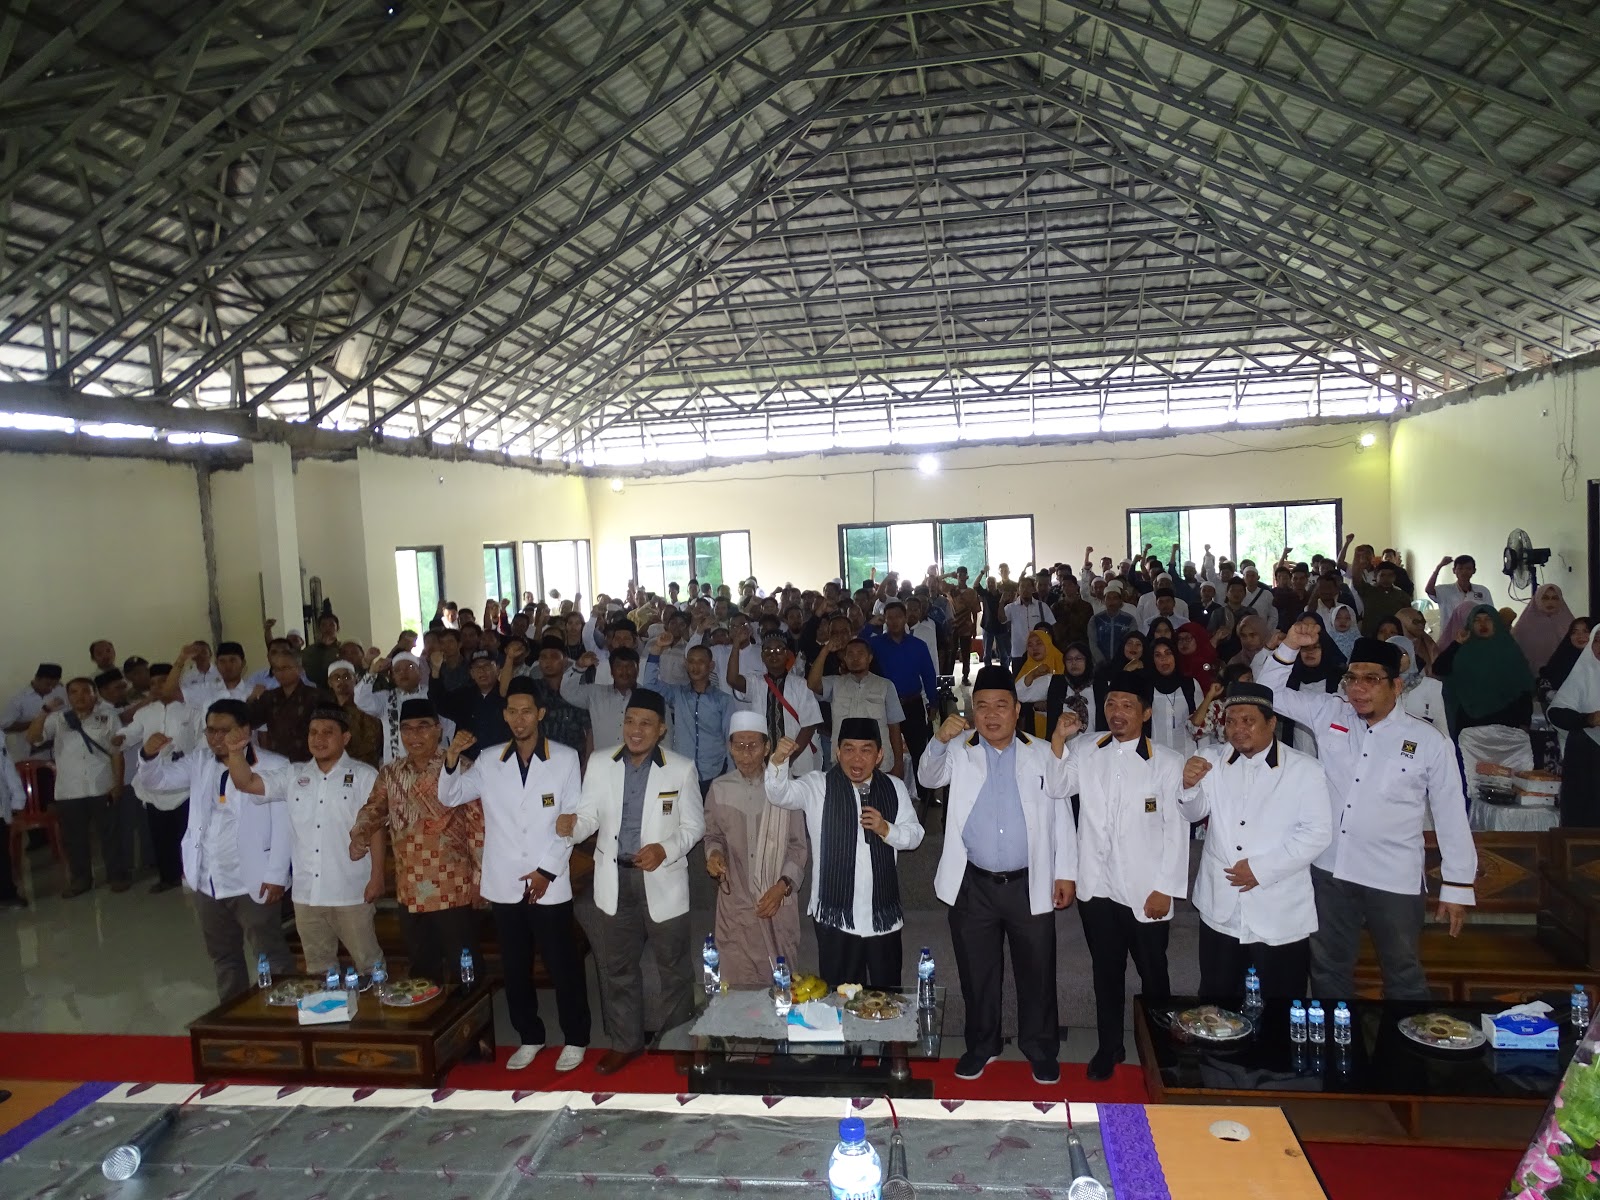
xmin=1065 ymin=1130 xmax=1108 ymax=1200
xmin=881 ymin=1128 xmax=913 ymax=1200
xmin=102 ymin=1105 xmax=180 ymax=1180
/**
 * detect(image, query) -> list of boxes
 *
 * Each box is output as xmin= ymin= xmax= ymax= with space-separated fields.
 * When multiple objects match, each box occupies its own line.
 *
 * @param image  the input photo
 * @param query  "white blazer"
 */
xmin=918 ymin=730 xmax=1077 ymax=916
xmin=438 ymin=738 xmax=582 ymax=906
xmin=573 ymin=744 xmax=704 ymax=922
xmin=1178 ymin=739 xmax=1332 ymax=946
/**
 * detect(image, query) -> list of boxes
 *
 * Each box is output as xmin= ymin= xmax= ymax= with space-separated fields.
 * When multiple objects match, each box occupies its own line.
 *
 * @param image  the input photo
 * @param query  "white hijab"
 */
xmin=1552 ymin=639 xmax=1600 ymax=748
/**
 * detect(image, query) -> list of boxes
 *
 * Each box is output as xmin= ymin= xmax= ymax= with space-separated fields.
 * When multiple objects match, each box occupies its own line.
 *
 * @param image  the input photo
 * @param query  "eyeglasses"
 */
xmin=1340 ymin=672 xmax=1389 ymax=688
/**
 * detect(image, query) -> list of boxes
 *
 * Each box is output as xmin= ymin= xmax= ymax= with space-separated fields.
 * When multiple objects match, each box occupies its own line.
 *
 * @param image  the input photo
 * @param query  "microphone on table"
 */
xmin=102 ymin=1104 xmax=180 ymax=1181
xmin=1065 ymin=1130 xmax=1108 ymax=1200
xmin=881 ymin=1128 xmax=913 ymax=1200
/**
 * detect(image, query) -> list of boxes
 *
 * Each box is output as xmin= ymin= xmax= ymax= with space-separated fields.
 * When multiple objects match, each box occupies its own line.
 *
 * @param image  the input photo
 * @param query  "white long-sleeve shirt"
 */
xmin=764 ymin=763 xmax=923 ymax=935
xmin=1058 ymin=733 xmax=1189 ymax=921
xmin=1256 ymin=651 xmax=1476 ymax=904
xmin=118 ymin=701 xmax=196 ymax=810
xmin=254 ymin=752 xmax=377 ymax=907
xmin=353 ymin=675 xmax=455 ymax=763
xmin=1179 ymin=739 xmax=1332 ymax=945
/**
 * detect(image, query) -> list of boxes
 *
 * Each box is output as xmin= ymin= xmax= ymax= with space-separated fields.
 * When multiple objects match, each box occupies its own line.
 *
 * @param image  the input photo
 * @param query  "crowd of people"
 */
xmin=1 ymin=533 xmax=1586 ymax=1083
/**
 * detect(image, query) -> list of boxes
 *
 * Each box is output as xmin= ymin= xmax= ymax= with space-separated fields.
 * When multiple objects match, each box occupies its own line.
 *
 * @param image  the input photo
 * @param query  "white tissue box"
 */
xmin=1481 ymin=1010 xmax=1559 ymax=1050
xmin=297 ymin=990 xmax=356 ymax=1025
xmin=785 ymin=1000 xmax=844 ymax=1042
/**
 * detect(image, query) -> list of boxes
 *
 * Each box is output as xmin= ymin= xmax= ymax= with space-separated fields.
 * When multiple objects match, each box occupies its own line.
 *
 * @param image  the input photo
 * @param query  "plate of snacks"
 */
xmin=379 ymin=978 xmax=442 ymax=1008
xmin=1399 ymin=1012 xmax=1485 ymax=1051
xmin=844 ymin=990 xmax=905 ymax=1020
xmin=1175 ymin=1005 xmax=1253 ymax=1042
xmin=265 ymin=979 xmax=323 ymax=1007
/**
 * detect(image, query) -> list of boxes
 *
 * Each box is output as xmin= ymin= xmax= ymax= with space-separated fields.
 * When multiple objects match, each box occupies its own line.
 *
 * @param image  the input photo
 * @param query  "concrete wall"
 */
xmin=584 ymin=422 xmax=1392 ymax=594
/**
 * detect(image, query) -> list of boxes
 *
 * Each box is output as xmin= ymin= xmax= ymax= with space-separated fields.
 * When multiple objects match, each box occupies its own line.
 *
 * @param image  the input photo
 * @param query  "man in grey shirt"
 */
xmin=562 ymin=646 xmax=649 ymax=750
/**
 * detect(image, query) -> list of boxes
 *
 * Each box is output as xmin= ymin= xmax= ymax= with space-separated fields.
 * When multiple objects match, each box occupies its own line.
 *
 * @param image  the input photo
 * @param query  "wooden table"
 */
xmin=1135 ymin=995 xmax=1571 ymax=1149
xmin=1145 ymin=1105 xmax=1326 ymax=1200
xmin=188 ymin=978 xmax=495 ymax=1087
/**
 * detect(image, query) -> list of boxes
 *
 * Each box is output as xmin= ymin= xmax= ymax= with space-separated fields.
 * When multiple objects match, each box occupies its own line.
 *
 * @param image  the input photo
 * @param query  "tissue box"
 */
xmin=786 ymin=1000 xmax=844 ymax=1043
xmin=1480 ymin=1010 xmax=1559 ymax=1050
xmin=297 ymin=990 xmax=357 ymax=1025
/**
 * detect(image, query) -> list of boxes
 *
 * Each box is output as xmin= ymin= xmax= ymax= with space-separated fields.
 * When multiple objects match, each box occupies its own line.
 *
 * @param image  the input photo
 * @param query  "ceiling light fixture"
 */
xmin=918 ymin=454 xmax=939 ymax=475
xmin=609 ymin=477 xmax=624 ymax=492
xmin=1358 ymin=431 xmax=1377 ymax=448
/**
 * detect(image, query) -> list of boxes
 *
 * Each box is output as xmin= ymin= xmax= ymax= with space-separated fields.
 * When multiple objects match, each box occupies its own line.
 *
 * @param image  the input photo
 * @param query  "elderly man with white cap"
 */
xmin=703 ymin=711 xmax=808 ymax=987
xmin=355 ymin=648 xmax=455 ymax=764
xmin=1178 ymin=681 xmax=1332 ymax=1000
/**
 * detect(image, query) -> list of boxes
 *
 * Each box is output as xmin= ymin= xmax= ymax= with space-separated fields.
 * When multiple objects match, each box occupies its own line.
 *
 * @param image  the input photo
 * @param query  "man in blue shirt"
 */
xmin=867 ymin=601 xmax=938 ymax=797
xmin=643 ymin=631 xmax=733 ymax=797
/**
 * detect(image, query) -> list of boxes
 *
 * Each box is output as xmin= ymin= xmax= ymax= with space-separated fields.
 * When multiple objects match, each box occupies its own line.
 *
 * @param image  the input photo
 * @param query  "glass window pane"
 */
xmin=843 ymin=526 xmax=889 ymax=588
xmin=985 ymin=517 xmax=1033 ymax=578
xmin=693 ymin=536 xmax=723 ymax=593
xmin=1186 ymin=507 xmax=1233 ymax=568
xmin=721 ymin=532 xmax=750 ymax=590
xmin=576 ymin=540 xmax=592 ymax=606
xmin=634 ymin=538 xmax=665 ymax=599
xmin=521 ymin=542 xmax=541 ymax=604
xmin=1128 ymin=513 xmax=1141 ymax=563
xmin=1134 ymin=512 xmax=1180 ymax=563
xmin=1285 ymin=503 xmax=1339 ymax=562
xmin=395 ymin=550 xmax=421 ymax=632
xmin=887 ymin=522 xmax=935 ymax=581
xmin=415 ymin=550 xmax=442 ymax=627
xmin=659 ymin=537 xmax=691 ymax=599
xmin=1234 ymin=506 xmax=1287 ymax=571
xmin=541 ymin=541 xmax=579 ymax=608
xmin=483 ymin=547 xmax=499 ymax=602
xmin=938 ymin=521 xmax=985 ymax=577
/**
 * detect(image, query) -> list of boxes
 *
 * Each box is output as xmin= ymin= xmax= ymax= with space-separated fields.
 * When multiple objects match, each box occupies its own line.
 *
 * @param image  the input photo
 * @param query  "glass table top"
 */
xmin=651 ymin=986 xmax=945 ymax=1059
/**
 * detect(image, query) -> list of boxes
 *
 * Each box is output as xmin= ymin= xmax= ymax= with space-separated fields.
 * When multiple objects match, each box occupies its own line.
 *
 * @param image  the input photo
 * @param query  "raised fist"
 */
xmin=935 ymin=714 xmax=970 ymax=744
xmin=1182 ymin=756 xmax=1211 ymax=789
xmin=142 ymin=733 xmax=173 ymax=757
xmin=770 ymin=736 xmax=797 ymax=765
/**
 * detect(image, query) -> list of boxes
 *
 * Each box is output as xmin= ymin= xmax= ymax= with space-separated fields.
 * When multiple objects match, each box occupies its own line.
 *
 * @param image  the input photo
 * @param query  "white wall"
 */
xmin=1391 ymin=354 xmax=1600 ymax=612
xmin=0 ymin=452 xmax=211 ymax=686
xmin=584 ymin=423 xmax=1392 ymax=594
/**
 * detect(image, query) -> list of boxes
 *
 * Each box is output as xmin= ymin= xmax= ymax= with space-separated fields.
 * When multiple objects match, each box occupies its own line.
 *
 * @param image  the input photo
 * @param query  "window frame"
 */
xmin=520 ymin=538 xmax=594 ymax=607
xmin=482 ymin=541 xmax=519 ymax=606
xmin=836 ymin=514 xmax=1036 ymax=582
xmin=629 ymin=529 xmax=751 ymax=597
xmin=1125 ymin=499 xmax=1344 ymax=567
xmin=395 ymin=544 xmax=445 ymax=632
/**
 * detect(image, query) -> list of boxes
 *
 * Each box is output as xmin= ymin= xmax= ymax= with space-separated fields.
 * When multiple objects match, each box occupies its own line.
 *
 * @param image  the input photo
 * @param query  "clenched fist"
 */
xmin=935 ymin=714 xmax=970 ymax=744
xmin=770 ymin=736 xmax=797 ymax=766
xmin=142 ymin=732 xmax=173 ymax=758
xmin=555 ymin=813 xmax=577 ymax=838
xmin=1182 ymin=756 xmax=1211 ymax=789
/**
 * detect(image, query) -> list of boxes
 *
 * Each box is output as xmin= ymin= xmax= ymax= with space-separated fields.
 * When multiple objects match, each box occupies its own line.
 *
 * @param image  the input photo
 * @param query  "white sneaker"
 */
xmin=506 ymin=1044 xmax=543 ymax=1070
xmin=555 ymin=1045 xmax=587 ymax=1073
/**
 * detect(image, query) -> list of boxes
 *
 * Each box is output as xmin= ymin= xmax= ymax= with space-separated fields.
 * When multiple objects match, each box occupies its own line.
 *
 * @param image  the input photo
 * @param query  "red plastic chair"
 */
xmin=10 ymin=759 xmax=65 ymax=881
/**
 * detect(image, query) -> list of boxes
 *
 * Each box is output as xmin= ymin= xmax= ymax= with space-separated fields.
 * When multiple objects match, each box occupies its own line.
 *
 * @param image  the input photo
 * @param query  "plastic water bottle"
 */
xmin=702 ymin=935 xmax=721 ymax=998
xmin=917 ymin=947 xmax=936 ymax=1010
xmin=257 ymin=953 xmax=272 ymax=990
xmin=324 ymin=964 xmax=341 ymax=991
xmin=773 ymin=955 xmax=793 ymax=1017
xmin=1242 ymin=967 xmax=1262 ymax=1015
xmin=371 ymin=956 xmax=387 ymax=988
xmin=1333 ymin=1001 xmax=1352 ymax=1046
xmin=459 ymin=948 xmax=476 ymax=987
xmin=1289 ymin=999 xmax=1307 ymax=1043
xmin=827 ymin=1116 xmax=882 ymax=1200
xmin=1308 ymin=999 xmax=1326 ymax=1045
xmin=343 ymin=965 xmax=359 ymax=992
xmin=1573 ymin=985 xmax=1591 ymax=1030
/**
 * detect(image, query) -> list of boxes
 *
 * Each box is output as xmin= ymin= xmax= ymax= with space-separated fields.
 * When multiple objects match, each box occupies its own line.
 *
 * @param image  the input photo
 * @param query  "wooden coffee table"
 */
xmin=189 ymin=978 xmax=495 ymax=1087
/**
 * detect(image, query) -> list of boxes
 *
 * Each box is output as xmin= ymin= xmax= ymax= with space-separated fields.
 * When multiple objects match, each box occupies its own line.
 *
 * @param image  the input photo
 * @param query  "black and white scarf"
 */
xmin=816 ymin=765 xmax=901 ymax=934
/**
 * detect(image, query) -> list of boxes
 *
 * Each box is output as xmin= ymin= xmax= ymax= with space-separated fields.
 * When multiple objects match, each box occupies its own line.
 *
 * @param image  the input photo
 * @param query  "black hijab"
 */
xmin=1543 ymin=617 xmax=1594 ymax=690
xmin=1287 ymin=612 xmax=1347 ymax=693
xmin=1148 ymin=636 xmax=1199 ymax=708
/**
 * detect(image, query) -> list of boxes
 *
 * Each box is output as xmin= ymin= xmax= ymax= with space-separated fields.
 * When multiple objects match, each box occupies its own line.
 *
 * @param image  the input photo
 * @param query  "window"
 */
xmin=1127 ymin=501 xmax=1342 ymax=570
xmin=483 ymin=543 xmax=517 ymax=608
xmin=395 ymin=547 xmax=444 ymax=632
xmin=520 ymin=539 xmax=593 ymax=607
xmin=631 ymin=531 xmax=751 ymax=597
xmin=839 ymin=516 xmax=1035 ymax=585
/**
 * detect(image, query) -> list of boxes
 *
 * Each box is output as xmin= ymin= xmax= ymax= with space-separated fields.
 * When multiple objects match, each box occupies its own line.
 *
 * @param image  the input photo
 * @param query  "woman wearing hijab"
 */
xmin=1014 ymin=626 xmax=1065 ymax=735
xmin=1372 ymin=615 xmax=1404 ymax=641
xmin=1542 ymin=618 xmax=1593 ymax=691
xmin=1548 ymin=636 xmax=1600 ymax=826
xmin=1391 ymin=635 xmax=1447 ymax=736
xmin=1045 ymin=641 xmax=1097 ymax=735
xmin=1175 ymin=621 xmax=1222 ymax=690
xmin=1093 ymin=628 xmax=1148 ymax=730
xmin=1396 ymin=606 xmax=1439 ymax=673
xmin=1147 ymin=616 xmax=1177 ymax=644
xmin=1281 ymin=613 xmax=1346 ymax=755
xmin=1434 ymin=604 xmax=1537 ymax=738
xmin=1326 ymin=603 xmax=1361 ymax=660
xmin=1147 ymin=637 xmax=1200 ymax=753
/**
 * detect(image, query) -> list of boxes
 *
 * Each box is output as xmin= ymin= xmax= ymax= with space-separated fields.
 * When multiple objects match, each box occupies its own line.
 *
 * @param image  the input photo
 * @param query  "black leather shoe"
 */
xmin=1030 ymin=1058 xmax=1061 ymax=1085
xmin=953 ymin=1050 xmax=999 ymax=1080
xmin=1085 ymin=1045 xmax=1126 ymax=1082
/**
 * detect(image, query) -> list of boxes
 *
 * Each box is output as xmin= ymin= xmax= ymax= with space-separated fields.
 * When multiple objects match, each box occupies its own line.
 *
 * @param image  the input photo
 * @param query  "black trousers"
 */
xmin=948 ymin=867 xmax=1058 ymax=1064
xmin=1078 ymin=896 xmax=1170 ymax=1053
xmin=897 ymin=694 xmax=930 ymax=800
xmin=814 ymin=922 xmax=902 ymax=990
xmin=400 ymin=905 xmax=481 ymax=983
xmin=57 ymin=792 xmax=130 ymax=889
xmin=0 ymin=817 xmax=18 ymax=900
xmin=146 ymin=802 xmax=188 ymax=887
xmin=1196 ymin=920 xmax=1311 ymax=1000
xmin=491 ymin=899 xmax=591 ymax=1047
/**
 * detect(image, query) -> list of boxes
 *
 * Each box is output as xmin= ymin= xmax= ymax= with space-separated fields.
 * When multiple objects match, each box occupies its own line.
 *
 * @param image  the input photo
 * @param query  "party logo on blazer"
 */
xmin=661 ymin=789 xmax=678 ymax=814
xmin=1144 ymin=797 xmax=1158 ymax=814
xmin=541 ymin=793 xmax=556 ymax=808
xmin=343 ymin=773 xmax=355 ymax=785
xmin=1401 ymin=740 xmax=1417 ymax=758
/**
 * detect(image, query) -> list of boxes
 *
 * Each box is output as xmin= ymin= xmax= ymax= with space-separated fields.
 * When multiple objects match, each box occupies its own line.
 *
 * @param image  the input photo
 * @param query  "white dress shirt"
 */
xmin=1004 ymin=598 xmax=1052 ymax=658
xmin=1400 ymin=677 xmax=1448 ymax=737
xmin=119 ymin=701 xmax=196 ymax=810
xmin=1432 ymin=581 xmax=1494 ymax=627
xmin=256 ymin=752 xmax=377 ymax=907
xmin=0 ymin=744 xmax=24 ymax=815
xmin=2 ymin=684 xmax=65 ymax=762
xmin=1058 ymin=733 xmax=1189 ymax=921
xmin=439 ymin=737 xmax=581 ymax=906
xmin=39 ymin=708 xmax=121 ymax=798
xmin=1257 ymin=652 xmax=1476 ymax=904
xmin=908 ymin=620 xmax=940 ymax=672
xmin=732 ymin=670 xmax=822 ymax=777
xmin=764 ymin=763 xmax=924 ymax=935
xmin=1179 ymin=739 xmax=1332 ymax=945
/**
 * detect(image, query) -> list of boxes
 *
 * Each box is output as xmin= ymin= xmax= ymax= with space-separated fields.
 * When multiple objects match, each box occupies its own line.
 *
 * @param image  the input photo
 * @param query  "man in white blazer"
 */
xmin=1057 ymin=668 xmax=1189 ymax=1081
xmin=1178 ymin=682 xmax=1332 ymax=999
xmin=918 ymin=664 xmax=1079 ymax=1085
xmin=134 ymin=698 xmax=294 ymax=1001
xmin=440 ymin=678 xmax=590 ymax=1074
xmin=560 ymin=687 xmax=703 ymax=1075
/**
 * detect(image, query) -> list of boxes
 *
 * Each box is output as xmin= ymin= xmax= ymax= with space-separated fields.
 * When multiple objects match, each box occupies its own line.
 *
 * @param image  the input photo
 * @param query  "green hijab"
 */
xmin=1443 ymin=603 xmax=1535 ymax=725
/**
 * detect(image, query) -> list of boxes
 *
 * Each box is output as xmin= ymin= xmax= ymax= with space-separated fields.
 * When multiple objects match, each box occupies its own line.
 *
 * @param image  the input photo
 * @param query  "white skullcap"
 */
xmin=326 ymin=660 xmax=357 ymax=677
xmin=728 ymin=712 xmax=768 ymax=738
xmin=392 ymin=651 xmax=422 ymax=668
